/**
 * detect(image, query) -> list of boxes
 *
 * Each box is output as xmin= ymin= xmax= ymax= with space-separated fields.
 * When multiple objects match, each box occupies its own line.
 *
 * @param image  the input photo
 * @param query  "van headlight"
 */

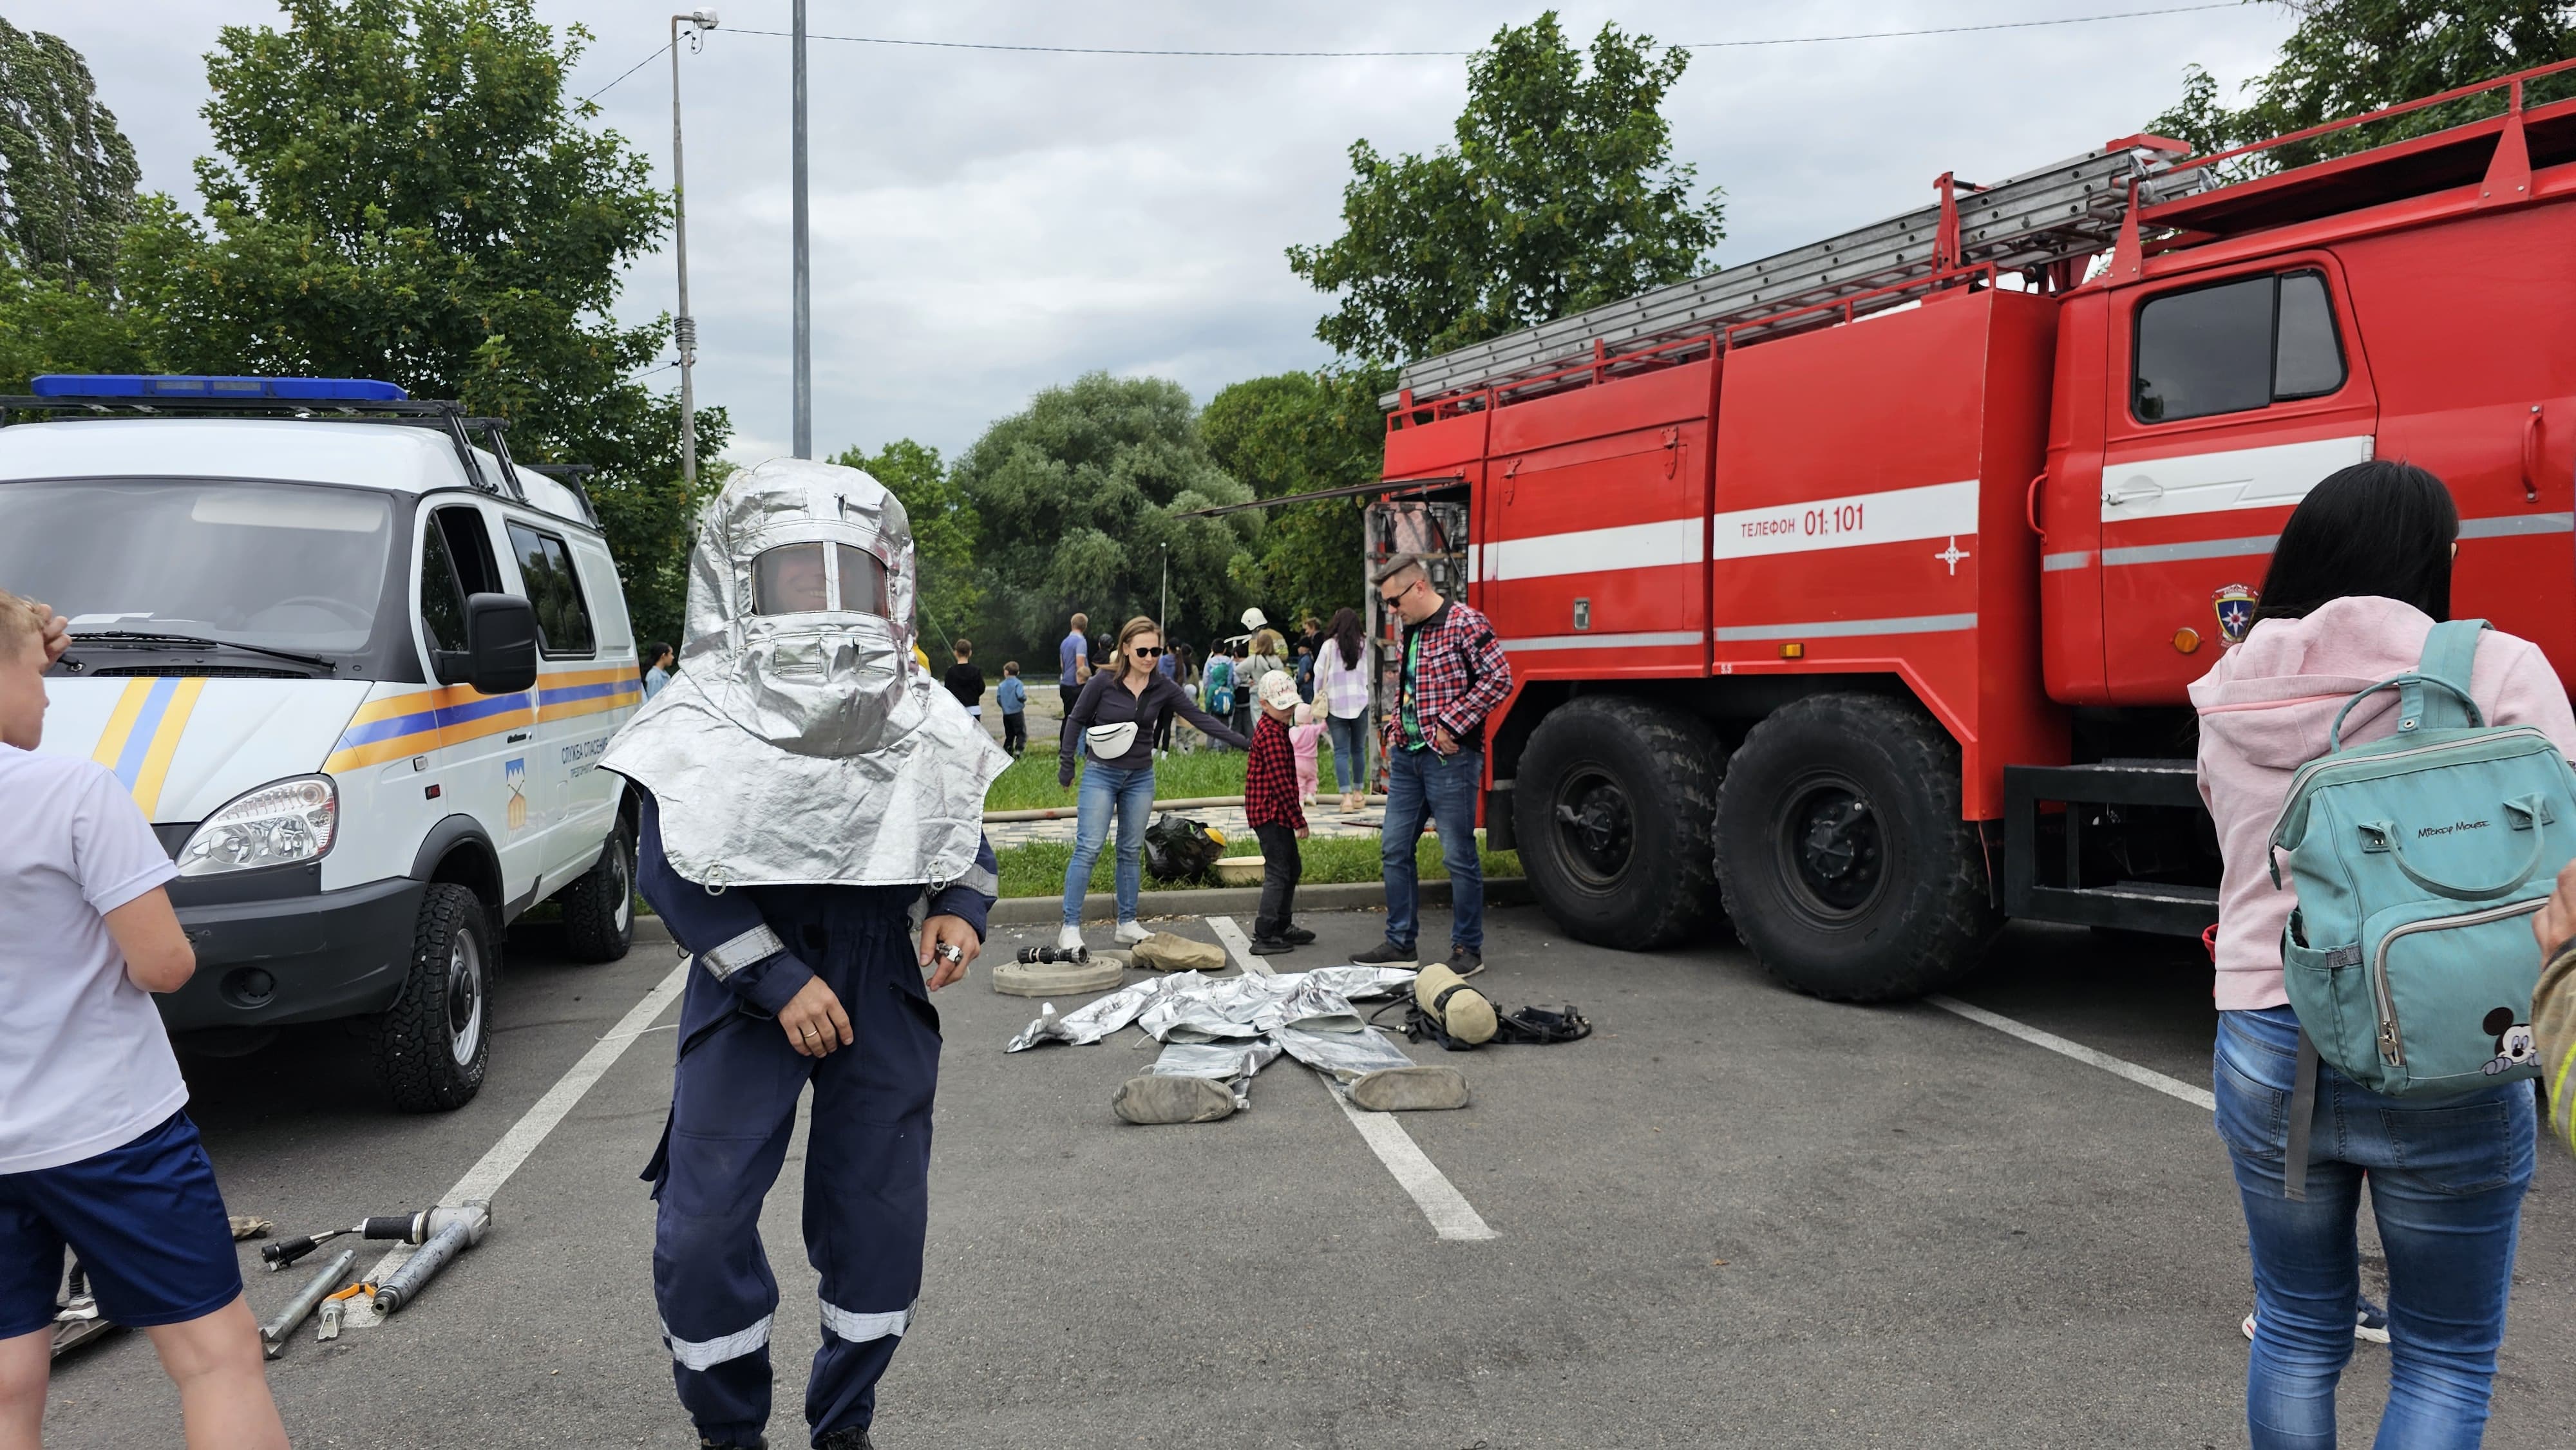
xmin=177 ymin=775 xmax=338 ymax=876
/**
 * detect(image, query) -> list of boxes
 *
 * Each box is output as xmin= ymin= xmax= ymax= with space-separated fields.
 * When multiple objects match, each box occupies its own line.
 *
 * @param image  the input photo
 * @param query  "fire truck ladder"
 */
xmin=1385 ymin=142 xmax=2205 ymax=408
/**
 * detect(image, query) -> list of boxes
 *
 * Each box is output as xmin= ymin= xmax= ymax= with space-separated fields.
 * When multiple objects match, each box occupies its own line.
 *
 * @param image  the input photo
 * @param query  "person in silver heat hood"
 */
xmin=601 ymin=457 xmax=1009 ymax=1450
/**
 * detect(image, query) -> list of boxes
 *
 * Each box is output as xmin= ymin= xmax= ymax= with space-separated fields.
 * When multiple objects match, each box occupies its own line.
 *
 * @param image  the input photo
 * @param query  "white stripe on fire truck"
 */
xmin=1710 ymin=478 xmax=1979 ymax=561
xmin=1714 ymin=612 xmax=1976 ymax=641
xmin=1481 ymin=517 xmax=1701 ymax=581
xmin=1499 ymin=630 xmax=1704 ymax=652
xmin=2459 ymin=511 xmax=2575 ymax=540
xmin=2041 ymin=551 xmax=2092 ymax=571
xmin=2100 ymin=534 xmax=2277 ymax=567
xmin=2098 ymin=434 xmax=2374 ymax=524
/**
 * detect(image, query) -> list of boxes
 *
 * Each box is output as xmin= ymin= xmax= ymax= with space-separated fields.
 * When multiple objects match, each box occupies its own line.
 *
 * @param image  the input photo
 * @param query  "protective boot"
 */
xmin=1414 ymin=961 xmax=1497 ymax=1045
xmin=1349 ymin=1066 xmax=1470 ymax=1112
xmin=1112 ymin=1075 xmax=1238 ymax=1124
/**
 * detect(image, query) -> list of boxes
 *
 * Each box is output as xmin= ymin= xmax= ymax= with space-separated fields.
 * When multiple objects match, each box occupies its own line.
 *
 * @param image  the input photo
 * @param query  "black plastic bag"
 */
xmin=1142 ymin=813 xmax=1224 ymax=884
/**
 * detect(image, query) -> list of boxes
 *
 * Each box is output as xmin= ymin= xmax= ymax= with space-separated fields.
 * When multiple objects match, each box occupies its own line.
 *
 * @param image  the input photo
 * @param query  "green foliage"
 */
xmin=1287 ymin=11 xmax=1723 ymax=363
xmin=831 ymin=439 xmax=981 ymax=650
xmin=952 ymin=372 xmax=1256 ymax=664
xmin=1200 ymin=366 xmax=1390 ymax=621
xmin=0 ymin=17 xmax=139 ymax=283
xmin=2151 ymin=3 xmax=2576 ymax=173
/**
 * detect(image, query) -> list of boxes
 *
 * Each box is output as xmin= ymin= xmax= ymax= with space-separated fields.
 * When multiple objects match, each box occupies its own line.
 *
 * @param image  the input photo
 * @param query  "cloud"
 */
xmin=20 ymin=0 xmax=2297 ymax=460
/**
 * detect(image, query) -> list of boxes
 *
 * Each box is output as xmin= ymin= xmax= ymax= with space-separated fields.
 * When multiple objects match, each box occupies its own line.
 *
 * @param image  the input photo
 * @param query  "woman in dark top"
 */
xmin=1057 ymin=616 xmax=1246 ymax=949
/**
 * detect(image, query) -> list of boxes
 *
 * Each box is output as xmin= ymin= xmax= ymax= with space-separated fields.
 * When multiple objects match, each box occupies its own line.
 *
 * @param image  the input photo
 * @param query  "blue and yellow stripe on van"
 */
xmin=91 ymin=677 xmax=209 ymax=816
xmin=321 ymin=666 xmax=642 ymax=774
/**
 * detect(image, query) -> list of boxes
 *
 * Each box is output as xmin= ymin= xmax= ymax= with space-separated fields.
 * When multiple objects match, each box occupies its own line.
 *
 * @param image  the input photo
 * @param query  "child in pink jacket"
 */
xmin=2192 ymin=460 xmax=2571 ymax=1447
xmin=1288 ymin=702 xmax=1327 ymax=807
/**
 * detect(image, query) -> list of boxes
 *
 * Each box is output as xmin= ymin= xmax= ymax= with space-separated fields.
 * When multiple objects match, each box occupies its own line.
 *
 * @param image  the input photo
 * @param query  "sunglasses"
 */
xmin=1378 ymin=581 xmax=1413 ymax=606
xmin=1132 ymin=645 xmax=1164 ymax=656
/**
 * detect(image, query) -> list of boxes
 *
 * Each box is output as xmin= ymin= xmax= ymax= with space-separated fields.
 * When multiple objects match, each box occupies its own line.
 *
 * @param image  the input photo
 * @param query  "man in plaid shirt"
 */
xmin=1353 ymin=555 xmax=1511 ymax=976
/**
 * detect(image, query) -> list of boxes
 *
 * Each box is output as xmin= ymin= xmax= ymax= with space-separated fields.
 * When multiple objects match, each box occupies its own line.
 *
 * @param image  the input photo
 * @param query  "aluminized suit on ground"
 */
xmin=604 ymin=458 xmax=1008 ymax=1447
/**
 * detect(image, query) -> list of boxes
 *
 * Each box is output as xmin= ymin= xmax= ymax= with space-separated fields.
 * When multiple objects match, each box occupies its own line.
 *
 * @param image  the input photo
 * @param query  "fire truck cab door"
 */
xmin=2098 ymin=256 xmax=2376 ymax=701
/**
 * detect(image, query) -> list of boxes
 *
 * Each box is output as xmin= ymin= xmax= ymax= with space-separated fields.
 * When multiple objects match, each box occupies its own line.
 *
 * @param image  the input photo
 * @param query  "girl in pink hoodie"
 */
xmin=2193 ymin=461 xmax=2570 ymax=1447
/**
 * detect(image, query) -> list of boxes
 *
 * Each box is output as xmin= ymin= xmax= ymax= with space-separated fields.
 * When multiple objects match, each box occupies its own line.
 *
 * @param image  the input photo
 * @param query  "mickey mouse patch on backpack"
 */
xmin=2482 ymin=1007 xmax=2537 ymax=1076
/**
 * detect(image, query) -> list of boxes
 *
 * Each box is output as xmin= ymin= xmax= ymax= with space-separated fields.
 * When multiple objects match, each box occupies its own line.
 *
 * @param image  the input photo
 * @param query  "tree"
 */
xmin=2151 ymin=3 xmax=2576 ymax=173
xmin=831 ymin=439 xmax=982 ymax=650
xmin=1287 ymin=11 xmax=1723 ymax=363
xmin=119 ymin=0 xmax=721 ymax=648
xmin=1199 ymin=366 xmax=1390 ymax=620
xmin=0 ymin=17 xmax=139 ymax=283
xmin=951 ymin=372 xmax=1257 ymax=665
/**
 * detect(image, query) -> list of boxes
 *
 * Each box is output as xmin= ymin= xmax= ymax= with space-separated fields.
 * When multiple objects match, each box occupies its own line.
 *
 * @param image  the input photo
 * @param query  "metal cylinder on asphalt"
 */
xmin=370 ymin=1202 xmax=489 ymax=1315
xmin=260 ymin=1248 xmax=355 ymax=1357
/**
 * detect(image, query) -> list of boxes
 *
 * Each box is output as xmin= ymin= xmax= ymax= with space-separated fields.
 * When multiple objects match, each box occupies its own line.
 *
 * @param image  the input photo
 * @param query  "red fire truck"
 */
xmin=1357 ymin=61 xmax=2576 ymax=1001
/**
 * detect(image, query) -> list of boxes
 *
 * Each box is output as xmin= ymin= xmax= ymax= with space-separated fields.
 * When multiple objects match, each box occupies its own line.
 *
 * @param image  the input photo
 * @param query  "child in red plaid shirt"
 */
xmin=1245 ymin=671 xmax=1311 ymax=954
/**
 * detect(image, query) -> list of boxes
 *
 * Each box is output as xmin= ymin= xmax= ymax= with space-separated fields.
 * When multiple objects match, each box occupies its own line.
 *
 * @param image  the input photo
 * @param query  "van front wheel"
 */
xmin=372 ymin=884 xmax=493 ymax=1112
xmin=560 ymin=823 xmax=637 ymax=963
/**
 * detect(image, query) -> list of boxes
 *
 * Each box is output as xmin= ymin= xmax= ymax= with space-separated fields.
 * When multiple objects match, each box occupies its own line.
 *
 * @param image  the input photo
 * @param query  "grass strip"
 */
xmin=997 ymin=831 xmax=1522 ymax=899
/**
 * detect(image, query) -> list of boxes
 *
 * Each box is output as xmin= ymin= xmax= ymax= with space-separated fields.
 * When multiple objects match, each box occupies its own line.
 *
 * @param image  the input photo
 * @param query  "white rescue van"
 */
xmin=0 ymin=375 xmax=643 ymax=1110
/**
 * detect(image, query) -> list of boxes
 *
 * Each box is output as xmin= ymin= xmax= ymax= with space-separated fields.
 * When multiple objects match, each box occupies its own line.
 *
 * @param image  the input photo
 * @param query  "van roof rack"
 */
xmin=0 ymin=386 xmax=529 ymax=503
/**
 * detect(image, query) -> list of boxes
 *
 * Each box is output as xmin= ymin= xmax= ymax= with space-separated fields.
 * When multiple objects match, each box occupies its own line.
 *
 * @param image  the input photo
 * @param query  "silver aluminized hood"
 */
xmin=602 ymin=457 xmax=1008 ymax=888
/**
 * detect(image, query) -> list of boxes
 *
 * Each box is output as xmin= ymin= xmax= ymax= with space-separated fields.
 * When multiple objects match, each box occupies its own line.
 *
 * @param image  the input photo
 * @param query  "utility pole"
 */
xmin=670 ymin=9 xmax=717 ymax=489
xmin=790 ymin=0 xmax=811 ymax=457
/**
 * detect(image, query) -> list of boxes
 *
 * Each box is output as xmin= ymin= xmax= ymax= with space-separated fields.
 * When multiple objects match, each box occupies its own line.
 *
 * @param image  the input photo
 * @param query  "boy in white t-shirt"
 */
xmin=0 ymin=590 xmax=286 ymax=1449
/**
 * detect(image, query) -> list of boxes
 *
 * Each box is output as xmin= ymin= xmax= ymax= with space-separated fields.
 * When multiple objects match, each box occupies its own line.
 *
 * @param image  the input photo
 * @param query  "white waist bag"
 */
xmin=1084 ymin=721 xmax=1139 ymax=761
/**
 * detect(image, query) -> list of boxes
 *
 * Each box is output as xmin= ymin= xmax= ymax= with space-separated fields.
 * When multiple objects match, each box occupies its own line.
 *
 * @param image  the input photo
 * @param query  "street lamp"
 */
xmin=670 ymin=8 xmax=717 ymax=490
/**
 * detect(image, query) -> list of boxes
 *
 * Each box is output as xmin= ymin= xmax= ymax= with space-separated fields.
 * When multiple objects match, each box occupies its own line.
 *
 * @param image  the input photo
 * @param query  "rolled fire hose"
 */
xmin=1414 ymin=961 xmax=1497 ymax=1046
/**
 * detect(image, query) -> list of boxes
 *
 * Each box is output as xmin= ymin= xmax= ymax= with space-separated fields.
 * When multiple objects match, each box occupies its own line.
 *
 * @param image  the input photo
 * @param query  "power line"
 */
xmin=716 ymin=3 xmax=2255 ymax=59
xmin=580 ymin=38 xmax=671 ymax=102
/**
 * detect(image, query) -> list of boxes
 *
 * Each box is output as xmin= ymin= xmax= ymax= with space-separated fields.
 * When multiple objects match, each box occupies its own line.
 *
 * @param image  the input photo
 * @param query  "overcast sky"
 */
xmin=16 ymin=1 xmax=2299 ymax=464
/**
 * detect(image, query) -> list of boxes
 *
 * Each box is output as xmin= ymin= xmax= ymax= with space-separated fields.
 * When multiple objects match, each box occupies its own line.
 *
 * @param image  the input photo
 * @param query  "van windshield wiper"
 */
xmin=71 ymin=630 xmax=337 ymax=673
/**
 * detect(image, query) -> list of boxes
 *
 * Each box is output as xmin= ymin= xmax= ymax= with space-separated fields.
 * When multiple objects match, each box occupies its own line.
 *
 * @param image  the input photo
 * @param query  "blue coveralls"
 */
xmin=634 ymin=789 xmax=996 ymax=1447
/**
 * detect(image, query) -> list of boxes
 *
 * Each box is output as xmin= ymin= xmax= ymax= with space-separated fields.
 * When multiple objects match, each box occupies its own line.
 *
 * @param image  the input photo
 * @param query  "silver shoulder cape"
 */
xmin=601 ymin=664 xmax=1009 ymax=889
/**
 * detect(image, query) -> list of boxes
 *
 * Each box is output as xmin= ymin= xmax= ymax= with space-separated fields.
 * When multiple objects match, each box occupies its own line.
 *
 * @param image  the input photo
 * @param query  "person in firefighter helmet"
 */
xmin=601 ymin=456 xmax=1008 ymax=1450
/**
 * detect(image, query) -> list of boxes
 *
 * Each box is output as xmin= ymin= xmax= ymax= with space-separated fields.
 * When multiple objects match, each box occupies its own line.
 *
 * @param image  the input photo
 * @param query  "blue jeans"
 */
xmin=1381 ymin=746 xmax=1482 ymax=954
xmin=1327 ymin=713 xmax=1368 ymax=794
xmin=1063 ymin=763 xmax=1155 ymax=926
xmin=2215 ymin=1005 xmax=2535 ymax=1449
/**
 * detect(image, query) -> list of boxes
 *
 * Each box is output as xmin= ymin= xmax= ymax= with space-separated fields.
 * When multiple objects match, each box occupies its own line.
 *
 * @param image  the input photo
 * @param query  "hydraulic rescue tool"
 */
xmin=370 ymin=1201 xmax=492 ymax=1315
xmin=259 ymin=1248 xmax=356 ymax=1359
xmin=262 ymin=1201 xmax=491 ymax=1270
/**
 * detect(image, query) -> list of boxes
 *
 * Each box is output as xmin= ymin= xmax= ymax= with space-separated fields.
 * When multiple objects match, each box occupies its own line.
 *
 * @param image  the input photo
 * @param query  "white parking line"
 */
xmin=1206 ymin=916 xmax=1497 ymax=1241
xmin=343 ymin=955 xmax=691 ymax=1328
xmin=1927 ymin=994 xmax=2215 ymax=1113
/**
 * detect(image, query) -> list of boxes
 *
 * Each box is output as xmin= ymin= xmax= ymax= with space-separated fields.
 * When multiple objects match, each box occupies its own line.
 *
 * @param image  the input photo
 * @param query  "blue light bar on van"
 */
xmin=27 ymin=374 xmax=410 ymax=402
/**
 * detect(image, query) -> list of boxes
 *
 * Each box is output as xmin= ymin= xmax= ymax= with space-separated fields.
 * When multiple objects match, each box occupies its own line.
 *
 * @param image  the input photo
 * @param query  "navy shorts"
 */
xmin=0 ymin=1112 xmax=243 ymax=1338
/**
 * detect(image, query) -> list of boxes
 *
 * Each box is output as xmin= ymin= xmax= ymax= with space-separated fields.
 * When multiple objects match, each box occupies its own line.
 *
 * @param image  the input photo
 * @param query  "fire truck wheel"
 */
xmin=1513 ymin=695 xmax=1725 ymax=951
xmin=558 ymin=822 xmax=637 ymax=963
xmin=1714 ymin=693 xmax=1998 ymax=1003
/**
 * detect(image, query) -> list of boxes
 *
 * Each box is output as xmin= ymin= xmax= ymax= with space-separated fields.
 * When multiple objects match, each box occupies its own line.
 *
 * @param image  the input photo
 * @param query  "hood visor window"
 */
xmin=835 ymin=544 xmax=889 ymax=616
xmin=753 ymin=543 xmax=831 ymax=615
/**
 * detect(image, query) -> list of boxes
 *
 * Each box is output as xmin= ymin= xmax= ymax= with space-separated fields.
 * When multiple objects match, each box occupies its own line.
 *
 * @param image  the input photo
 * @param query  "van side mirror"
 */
xmin=459 ymin=592 xmax=539 ymax=695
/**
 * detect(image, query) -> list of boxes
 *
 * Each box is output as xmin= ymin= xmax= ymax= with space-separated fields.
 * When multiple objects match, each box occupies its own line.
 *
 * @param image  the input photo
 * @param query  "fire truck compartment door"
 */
xmin=2099 ymin=259 xmax=2376 ymax=702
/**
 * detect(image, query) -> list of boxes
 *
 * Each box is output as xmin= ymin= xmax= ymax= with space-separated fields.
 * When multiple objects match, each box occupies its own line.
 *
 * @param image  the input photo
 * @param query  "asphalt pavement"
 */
xmin=39 ymin=907 xmax=2576 ymax=1449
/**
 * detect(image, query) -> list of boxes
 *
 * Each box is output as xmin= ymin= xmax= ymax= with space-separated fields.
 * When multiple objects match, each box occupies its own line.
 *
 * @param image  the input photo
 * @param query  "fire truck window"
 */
xmin=2274 ymin=270 xmax=2345 ymax=399
xmin=2134 ymin=274 xmax=2275 ymax=422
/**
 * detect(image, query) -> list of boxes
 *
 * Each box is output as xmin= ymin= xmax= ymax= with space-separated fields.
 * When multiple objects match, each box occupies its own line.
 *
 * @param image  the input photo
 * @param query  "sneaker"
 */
xmin=1283 ymin=925 xmax=1316 ymax=945
xmin=1114 ymin=919 xmax=1153 ymax=946
xmin=1249 ymin=936 xmax=1295 ymax=956
xmin=2240 ymin=1297 xmax=2391 ymax=1344
xmin=1350 ymin=940 xmax=1417 ymax=968
xmin=1446 ymin=946 xmax=1484 ymax=978
xmin=813 ymin=1428 xmax=875 ymax=1450
xmin=1112 ymin=1075 xmax=1238 ymax=1125
xmin=1056 ymin=925 xmax=1083 ymax=952
xmin=700 ymin=1436 xmax=769 ymax=1450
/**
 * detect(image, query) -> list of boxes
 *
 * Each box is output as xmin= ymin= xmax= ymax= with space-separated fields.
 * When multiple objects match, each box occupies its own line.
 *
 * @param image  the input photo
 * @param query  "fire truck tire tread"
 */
xmin=370 ymin=883 xmax=494 ymax=1113
xmin=1512 ymin=695 xmax=1725 ymax=952
xmin=1715 ymin=693 xmax=1997 ymax=1003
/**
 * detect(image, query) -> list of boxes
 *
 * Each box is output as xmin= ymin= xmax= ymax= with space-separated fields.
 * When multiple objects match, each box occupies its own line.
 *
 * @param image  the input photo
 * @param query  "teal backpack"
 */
xmin=2268 ymin=620 xmax=2573 ymax=1194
